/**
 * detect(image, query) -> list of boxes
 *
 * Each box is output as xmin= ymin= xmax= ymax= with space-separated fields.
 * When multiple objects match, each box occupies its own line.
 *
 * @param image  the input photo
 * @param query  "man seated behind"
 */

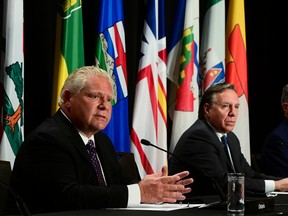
xmin=261 ymin=84 xmax=288 ymax=178
xmin=169 ymin=82 xmax=288 ymax=199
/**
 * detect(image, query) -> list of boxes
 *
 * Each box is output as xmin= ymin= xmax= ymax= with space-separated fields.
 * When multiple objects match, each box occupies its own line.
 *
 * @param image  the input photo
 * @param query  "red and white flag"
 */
xmin=130 ymin=0 xmax=167 ymax=177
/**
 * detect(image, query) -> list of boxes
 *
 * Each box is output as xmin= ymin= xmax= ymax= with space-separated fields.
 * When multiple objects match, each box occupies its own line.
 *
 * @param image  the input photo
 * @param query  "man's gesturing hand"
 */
xmin=138 ymin=166 xmax=193 ymax=203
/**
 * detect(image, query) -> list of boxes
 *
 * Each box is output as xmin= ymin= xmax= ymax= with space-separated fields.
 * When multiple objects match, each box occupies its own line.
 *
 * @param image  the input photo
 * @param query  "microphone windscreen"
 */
xmin=140 ymin=139 xmax=150 ymax=146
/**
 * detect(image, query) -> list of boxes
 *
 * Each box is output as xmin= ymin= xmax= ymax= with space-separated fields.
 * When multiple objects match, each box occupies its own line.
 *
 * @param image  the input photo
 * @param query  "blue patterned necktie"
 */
xmin=86 ymin=140 xmax=106 ymax=186
xmin=221 ymin=135 xmax=236 ymax=173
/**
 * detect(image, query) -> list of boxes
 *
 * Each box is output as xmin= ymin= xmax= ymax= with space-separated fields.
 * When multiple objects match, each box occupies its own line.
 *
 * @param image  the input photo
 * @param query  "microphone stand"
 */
xmin=140 ymin=139 xmax=227 ymax=205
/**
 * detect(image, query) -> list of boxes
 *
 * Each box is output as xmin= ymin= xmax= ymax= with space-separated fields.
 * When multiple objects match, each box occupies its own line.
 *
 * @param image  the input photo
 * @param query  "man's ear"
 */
xmin=203 ymin=103 xmax=211 ymax=117
xmin=62 ymin=89 xmax=71 ymax=104
xmin=282 ymin=102 xmax=288 ymax=113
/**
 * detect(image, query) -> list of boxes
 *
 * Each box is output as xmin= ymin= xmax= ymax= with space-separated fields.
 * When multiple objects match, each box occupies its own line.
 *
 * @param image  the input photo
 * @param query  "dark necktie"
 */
xmin=221 ymin=135 xmax=236 ymax=173
xmin=86 ymin=140 xmax=106 ymax=186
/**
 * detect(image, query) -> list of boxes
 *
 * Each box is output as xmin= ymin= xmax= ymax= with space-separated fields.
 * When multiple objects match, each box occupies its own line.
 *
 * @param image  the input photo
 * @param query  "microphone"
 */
xmin=141 ymin=139 xmax=174 ymax=157
xmin=140 ymin=139 xmax=227 ymax=202
xmin=0 ymin=178 xmax=32 ymax=216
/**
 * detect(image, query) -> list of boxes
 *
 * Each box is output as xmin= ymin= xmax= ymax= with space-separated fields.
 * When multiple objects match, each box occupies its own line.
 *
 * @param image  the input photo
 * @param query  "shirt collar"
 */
xmin=78 ymin=131 xmax=94 ymax=145
xmin=206 ymin=121 xmax=226 ymax=141
xmin=216 ymin=132 xmax=226 ymax=141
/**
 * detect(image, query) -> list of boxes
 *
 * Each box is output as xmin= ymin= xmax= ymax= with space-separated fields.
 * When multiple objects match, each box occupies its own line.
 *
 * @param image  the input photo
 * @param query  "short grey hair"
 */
xmin=281 ymin=84 xmax=288 ymax=103
xmin=198 ymin=82 xmax=236 ymax=119
xmin=58 ymin=66 xmax=116 ymax=106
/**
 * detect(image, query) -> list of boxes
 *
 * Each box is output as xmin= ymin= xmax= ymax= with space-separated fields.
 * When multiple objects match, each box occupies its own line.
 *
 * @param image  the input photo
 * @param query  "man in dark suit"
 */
xmin=169 ymin=82 xmax=288 ymax=199
xmin=261 ymin=84 xmax=288 ymax=177
xmin=8 ymin=66 xmax=193 ymax=214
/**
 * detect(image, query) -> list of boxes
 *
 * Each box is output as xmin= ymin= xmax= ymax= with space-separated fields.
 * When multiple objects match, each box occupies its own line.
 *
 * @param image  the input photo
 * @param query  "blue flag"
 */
xmin=95 ymin=0 xmax=130 ymax=152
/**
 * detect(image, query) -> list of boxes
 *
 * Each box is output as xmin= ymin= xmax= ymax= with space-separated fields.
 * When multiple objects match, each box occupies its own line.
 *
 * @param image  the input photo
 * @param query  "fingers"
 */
xmin=160 ymin=187 xmax=192 ymax=202
xmin=173 ymin=170 xmax=190 ymax=179
xmin=177 ymin=177 xmax=194 ymax=186
xmin=159 ymin=171 xmax=193 ymax=202
xmin=161 ymin=166 xmax=168 ymax=176
xmin=159 ymin=171 xmax=192 ymax=184
xmin=162 ymin=182 xmax=190 ymax=193
xmin=161 ymin=191 xmax=187 ymax=202
xmin=153 ymin=165 xmax=168 ymax=178
xmin=139 ymin=169 xmax=193 ymax=204
xmin=177 ymin=187 xmax=192 ymax=195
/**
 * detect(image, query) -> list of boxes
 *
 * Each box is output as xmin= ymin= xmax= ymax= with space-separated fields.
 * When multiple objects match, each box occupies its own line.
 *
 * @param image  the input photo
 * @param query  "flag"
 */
xmin=95 ymin=0 xmax=130 ymax=152
xmin=0 ymin=0 xmax=24 ymax=167
xmin=225 ymin=0 xmax=250 ymax=162
xmin=199 ymin=0 xmax=225 ymax=94
xmin=51 ymin=0 xmax=85 ymax=114
xmin=130 ymin=0 xmax=167 ymax=177
xmin=167 ymin=0 xmax=200 ymax=153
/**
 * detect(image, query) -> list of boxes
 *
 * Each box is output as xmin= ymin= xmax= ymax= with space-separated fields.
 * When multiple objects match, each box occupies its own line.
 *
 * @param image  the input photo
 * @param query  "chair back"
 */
xmin=0 ymin=160 xmax=12 ymax=216
xmin=251 ymin=154 xmax=262 ymax=174
xmin=116 ymin=152 xmax=141 ymax=181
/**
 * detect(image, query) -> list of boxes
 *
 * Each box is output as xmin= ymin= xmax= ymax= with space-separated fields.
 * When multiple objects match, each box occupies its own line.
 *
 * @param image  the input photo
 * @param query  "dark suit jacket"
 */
xmin=169 ymin=119 xmax=279 ymax=199
xmin=261 ymin=119 xmax=288 ymax=177
xmin=9 ymin=110 xmax=138 ymax=214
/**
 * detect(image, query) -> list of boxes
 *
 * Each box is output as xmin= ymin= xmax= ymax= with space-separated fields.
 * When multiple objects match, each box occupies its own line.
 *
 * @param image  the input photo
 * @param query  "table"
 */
xmin=32 ymin=194 xmax=288 ymax=216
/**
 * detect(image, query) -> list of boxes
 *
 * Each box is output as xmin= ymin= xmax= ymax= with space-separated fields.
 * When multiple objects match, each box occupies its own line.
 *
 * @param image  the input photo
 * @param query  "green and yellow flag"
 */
xmin=51 ymin=0 xmax=85 ymax=114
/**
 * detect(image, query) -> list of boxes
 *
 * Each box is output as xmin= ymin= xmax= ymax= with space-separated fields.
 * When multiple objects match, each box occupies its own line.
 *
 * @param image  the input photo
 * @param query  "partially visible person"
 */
xmin=7 ymin=66 xmax=193 ymax=214
xmin=261 ymin=84 xmax=288 ymax=178
xmin=169 ymin=82 xmax=288 ymax=199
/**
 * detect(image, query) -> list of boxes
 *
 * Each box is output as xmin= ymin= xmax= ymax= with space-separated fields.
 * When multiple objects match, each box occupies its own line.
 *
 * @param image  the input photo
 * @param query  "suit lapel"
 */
xmin=54 ymin=110 xmax=94 ymax=167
